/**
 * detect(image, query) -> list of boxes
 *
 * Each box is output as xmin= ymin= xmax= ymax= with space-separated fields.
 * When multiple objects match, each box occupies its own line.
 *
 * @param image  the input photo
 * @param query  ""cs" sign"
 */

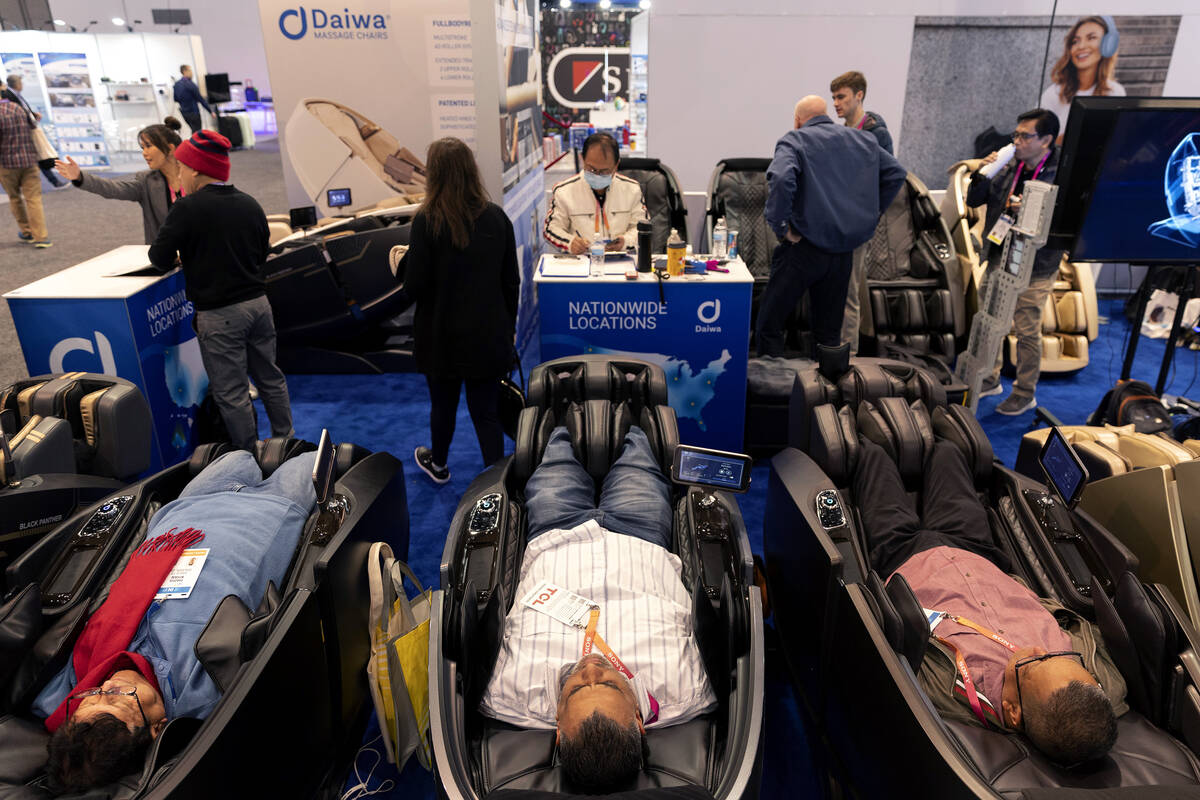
xmin=547 ymin=47 xmax=630 ymax=109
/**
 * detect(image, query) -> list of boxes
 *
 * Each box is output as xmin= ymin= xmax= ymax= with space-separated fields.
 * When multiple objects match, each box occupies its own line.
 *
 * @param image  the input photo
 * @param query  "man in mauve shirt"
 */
xmin=852 ymin=435 xmax=1127 ymax=765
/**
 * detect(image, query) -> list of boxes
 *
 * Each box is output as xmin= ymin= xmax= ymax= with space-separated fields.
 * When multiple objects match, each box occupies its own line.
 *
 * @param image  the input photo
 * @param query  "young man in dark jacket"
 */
xmin=148 ymin=129 xmax=293 ymax=450
xmin=967 ymin=108 xmax=1064 ymax=416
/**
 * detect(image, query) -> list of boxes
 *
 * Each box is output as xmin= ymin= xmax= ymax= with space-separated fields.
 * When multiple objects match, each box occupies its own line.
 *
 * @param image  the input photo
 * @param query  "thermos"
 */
xmin=637 ymin=221 xmax=653 ymax=272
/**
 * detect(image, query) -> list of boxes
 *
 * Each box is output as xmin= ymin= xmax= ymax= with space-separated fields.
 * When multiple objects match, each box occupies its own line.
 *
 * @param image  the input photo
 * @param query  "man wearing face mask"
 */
xmin=544 ymin=132 xmax=648 ymax=255
xmin=479 ymin=417 xmax=715 ymax=793
xmin=33 ymin=450 xmax=318 ymax=792
xmin=853 ymin=432 xmax=1124 ymax=765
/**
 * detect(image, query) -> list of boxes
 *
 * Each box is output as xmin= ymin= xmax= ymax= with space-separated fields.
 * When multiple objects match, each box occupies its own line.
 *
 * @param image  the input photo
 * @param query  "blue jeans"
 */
xmin=179 ymin=449 xmax=317 ymax=508
xmin=525 ymin=426 xmax=672 ymax=548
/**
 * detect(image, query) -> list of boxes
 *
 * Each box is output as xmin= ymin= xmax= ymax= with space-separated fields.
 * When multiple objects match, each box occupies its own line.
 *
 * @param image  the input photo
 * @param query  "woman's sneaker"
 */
xmin=414 ymin=446 xmax=450 ymax=484
xmin=978 ymin=376 xmax=1003 ymax=398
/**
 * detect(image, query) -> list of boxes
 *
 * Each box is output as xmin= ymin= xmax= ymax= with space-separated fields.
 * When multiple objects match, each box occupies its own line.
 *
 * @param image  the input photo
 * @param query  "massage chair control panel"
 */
xmin=816 ymin=490 xmax=846 ymax=530
xmin=78 ymin=495 xmax=134 ymax=539
xmin=690 ymin=489 xmax=735 ymax=600
xmin=468 ymin=494 xmax=503 ymax=539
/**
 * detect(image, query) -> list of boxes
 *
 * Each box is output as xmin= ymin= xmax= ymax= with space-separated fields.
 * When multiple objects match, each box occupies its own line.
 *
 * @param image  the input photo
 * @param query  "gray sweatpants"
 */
xmin=195 ymin=295 xmax=294 ymax=450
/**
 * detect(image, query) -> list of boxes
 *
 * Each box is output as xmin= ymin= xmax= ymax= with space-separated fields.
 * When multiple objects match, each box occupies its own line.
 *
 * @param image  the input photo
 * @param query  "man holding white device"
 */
xmin=544 ymin=131 xmax=648 ymax=255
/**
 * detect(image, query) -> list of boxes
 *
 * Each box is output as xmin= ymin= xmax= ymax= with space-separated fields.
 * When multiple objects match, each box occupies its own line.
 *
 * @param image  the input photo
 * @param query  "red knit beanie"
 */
xmin=175 ymin=129 xmax=231 ymax=182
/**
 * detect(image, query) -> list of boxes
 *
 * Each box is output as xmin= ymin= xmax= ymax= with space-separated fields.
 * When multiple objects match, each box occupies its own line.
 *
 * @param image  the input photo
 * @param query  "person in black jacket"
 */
xmin=147 ymin=129 xmax=293 ymax=450
xmin=400 ymin=137 xmax=519 ymax=483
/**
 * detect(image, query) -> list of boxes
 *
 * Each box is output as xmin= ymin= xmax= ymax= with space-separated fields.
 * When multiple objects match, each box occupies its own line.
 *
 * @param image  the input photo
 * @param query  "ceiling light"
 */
xmin=598 ymin=0 xmax=610 ymax=8
xmin=53 ymin=18 xmax=66 ymax=25
xmin=559 ymin=0 xmax=570 ymax=6
xmin=639 ymin=0 xmax=651 ymax=8
xmin=111 ymin=16 xmax=125 ymax=26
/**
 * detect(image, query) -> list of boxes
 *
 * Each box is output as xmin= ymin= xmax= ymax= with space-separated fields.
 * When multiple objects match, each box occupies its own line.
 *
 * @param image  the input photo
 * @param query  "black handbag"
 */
xmin=498 ymin=355 xmax=525 ymax=441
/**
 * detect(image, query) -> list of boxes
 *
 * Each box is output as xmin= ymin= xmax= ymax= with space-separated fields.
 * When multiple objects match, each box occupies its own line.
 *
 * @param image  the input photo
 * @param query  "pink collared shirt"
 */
xmin=895 ymin=545 xmax=1071 ymax=707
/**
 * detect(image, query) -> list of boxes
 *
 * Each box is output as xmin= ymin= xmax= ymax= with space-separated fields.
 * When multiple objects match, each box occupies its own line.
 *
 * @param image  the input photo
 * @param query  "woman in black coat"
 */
xmin=401 ymin=137 xmax=519 ymax=483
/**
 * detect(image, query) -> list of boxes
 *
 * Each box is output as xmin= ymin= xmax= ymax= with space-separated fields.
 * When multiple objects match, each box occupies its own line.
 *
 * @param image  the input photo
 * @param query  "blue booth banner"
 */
xmin=536 ymin=266 xmax=752 ymax=452
xmin=7 ymin=256 xmax=207 ymax=472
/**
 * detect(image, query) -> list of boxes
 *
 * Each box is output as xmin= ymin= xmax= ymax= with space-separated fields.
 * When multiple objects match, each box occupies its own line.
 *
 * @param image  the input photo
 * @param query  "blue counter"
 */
xmin=4 ymin=245 xmax=208 ymax=471
xmin=535 ymin=255 xmax=752 ymax=451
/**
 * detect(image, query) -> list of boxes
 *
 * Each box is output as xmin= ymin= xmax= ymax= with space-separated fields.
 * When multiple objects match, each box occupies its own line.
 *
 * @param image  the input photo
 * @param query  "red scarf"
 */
xmin=45 ymin=527 xmax=205 ymax=732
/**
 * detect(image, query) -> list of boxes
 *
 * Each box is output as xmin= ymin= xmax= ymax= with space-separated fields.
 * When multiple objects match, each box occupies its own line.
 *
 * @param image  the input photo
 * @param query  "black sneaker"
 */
xmin=996 ymin=393 xmax=1036 ymax=416
xmin=978 ymin=377 xmax=1003 ymax=398
xmin=414 ymin=446 xmax=450 ymax=484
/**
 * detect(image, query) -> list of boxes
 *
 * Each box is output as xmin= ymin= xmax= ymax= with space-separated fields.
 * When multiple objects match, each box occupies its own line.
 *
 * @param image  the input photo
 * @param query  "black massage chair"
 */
xmin=766 ymin=358 xmax=1200 ymax=797
xmin=263 ymin=205 xmax=415 ymax=373
xmin=0 ymin=432 xmax=408 ymax=798
xmin=0 ymin=374 xmax=152 ymax=585
xmin=618 ymin=157 xmax=689 ymax=253
xmin=430 ymin=355 xmax=764 ymax=799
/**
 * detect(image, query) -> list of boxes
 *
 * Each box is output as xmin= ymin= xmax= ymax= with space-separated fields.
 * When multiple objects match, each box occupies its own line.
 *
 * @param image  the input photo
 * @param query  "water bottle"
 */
xmin=636 ymin=221 xmax=653 ymax=272
xmin=589 ymin=234 xmax=605 ymax=277
xmin=666 ymin=228 xmax=685 ymax=277
xmin=980 ymin=143 xmax=1016 ymax=179
xmin=712 ymin=217 xmax=728 ymax=258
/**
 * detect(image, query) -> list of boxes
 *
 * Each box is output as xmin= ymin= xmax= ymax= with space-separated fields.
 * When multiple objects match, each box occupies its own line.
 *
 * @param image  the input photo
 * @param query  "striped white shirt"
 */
xmin=480 ymin=519 xmax=716 ymax=729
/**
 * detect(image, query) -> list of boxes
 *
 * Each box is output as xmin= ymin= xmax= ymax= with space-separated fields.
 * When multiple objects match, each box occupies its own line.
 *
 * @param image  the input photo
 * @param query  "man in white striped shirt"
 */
xmin=480 ymin=424 xmax=717 ymax=793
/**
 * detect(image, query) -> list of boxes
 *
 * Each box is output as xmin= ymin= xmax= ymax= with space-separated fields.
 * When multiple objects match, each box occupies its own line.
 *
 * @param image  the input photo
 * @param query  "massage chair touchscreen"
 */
xmin=0 ymin=431 xmax=409 ymax=798
xmin=766 ymin=358 xmax=1200 ymax=798
xmin=430 ymin=355 xmax=765 ymax=800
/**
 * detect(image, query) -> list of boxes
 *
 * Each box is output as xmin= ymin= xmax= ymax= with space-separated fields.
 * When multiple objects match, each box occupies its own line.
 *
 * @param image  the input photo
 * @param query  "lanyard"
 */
xmin=855 ymin=114 xmax=867 ymax=130
xmin=934 ymin=614 xmax=1019 ymax=728
xmin=1005 ymin=149 xmax=1050 ymax=208
xmin=593 ymin=194 xmax=609 ymax=239
xmin=583 ymin=607 xmax=659 ymax=723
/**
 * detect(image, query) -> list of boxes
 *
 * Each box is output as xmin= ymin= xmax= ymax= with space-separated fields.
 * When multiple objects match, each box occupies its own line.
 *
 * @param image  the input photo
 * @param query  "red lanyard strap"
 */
xmin=583 ymin=607 xmax=660 ymax=723
xmin=934 ymin=614 xmax=1019 ymax=728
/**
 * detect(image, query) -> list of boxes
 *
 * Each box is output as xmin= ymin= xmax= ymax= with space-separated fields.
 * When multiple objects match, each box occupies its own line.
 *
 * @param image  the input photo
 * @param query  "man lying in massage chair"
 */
xmin=30 ymin=450 xmax=318 ymax=792
xmin=479 ymin=424 xmax=716 ymax=794
xmin=853 ymin=433 xmax=1126 ymax=765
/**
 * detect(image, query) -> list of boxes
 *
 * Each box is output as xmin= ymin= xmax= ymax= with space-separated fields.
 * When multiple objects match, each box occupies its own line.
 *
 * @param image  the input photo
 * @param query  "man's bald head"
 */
xmin=793 ymin=95 xmax=828 ymax=128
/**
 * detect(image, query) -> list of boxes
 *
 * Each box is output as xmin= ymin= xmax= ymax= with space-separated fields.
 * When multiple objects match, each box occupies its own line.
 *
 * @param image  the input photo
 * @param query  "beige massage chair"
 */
xmin=941 ymin=159 xmax=1099 ymax=374
xmin=283 ymin=98 xmax=427 ymax=217
xmin=1018 ymin=425 xmax=1200 ymax=628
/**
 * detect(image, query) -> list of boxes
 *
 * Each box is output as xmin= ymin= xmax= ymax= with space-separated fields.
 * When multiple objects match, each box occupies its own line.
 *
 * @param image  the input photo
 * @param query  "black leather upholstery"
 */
xmin=705 ymin=158 xmax=775 ymax=279
xmin=527 ymin=356 xmax=669 ymax=422
xmin=619 ymin=157 xmax=688 ymax=253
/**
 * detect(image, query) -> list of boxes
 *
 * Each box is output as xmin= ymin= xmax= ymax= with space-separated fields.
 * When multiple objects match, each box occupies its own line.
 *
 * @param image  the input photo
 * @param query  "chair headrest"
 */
xmin=931 ymin=405 xmax=993 ymax=485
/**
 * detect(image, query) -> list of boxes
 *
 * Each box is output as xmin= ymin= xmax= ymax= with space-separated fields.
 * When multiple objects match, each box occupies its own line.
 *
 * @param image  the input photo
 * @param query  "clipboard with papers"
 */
xmin=539 ymin=255 xmax=590 ymax=278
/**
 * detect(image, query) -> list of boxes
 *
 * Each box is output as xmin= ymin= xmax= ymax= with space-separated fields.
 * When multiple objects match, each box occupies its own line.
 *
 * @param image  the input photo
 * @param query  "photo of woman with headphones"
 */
xmin=1040 ymin=15 xmax=1125 ymax=141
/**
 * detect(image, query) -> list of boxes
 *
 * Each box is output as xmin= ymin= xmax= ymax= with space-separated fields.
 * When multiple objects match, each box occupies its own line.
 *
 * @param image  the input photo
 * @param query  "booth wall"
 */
xmin=48 ymin=0 xmax=271 ymax=99
xmin=648 ymin=0 xmax=1200 ymax=194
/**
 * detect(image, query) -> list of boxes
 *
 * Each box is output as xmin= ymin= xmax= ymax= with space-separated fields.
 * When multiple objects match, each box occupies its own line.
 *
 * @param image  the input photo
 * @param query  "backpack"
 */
xmin=1088 ymin=379 xmax=1172 ymax=434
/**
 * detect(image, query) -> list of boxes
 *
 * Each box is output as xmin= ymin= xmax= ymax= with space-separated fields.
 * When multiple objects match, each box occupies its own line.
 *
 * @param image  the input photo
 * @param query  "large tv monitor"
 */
xmin=204 ymin=73 xmax=231 ymax=104
xmin=1049 ymin=96 xmax=1200 ymax=263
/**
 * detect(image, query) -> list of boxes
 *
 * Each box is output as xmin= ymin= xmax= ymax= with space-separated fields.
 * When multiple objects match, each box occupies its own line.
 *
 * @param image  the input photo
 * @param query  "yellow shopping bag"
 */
xmin=367 ymin=541 xmax=432 ymax=768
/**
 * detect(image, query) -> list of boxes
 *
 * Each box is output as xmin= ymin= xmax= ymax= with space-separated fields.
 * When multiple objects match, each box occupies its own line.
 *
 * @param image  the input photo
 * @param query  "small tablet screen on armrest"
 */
xmin=1039 ymin=427 xmax=1089 ymax=508
xmin=312 ymin=429 xmax=335 ymax=505
xmin=671 ymin=445 xmax=752 ymax=493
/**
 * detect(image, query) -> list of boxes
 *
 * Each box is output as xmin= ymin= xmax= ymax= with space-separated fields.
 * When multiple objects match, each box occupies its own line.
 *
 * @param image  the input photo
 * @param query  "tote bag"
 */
xmin=31 ymin=126 xmax=56 ymax=161
xmin=366 ymin=541 xmax=432 ymax=768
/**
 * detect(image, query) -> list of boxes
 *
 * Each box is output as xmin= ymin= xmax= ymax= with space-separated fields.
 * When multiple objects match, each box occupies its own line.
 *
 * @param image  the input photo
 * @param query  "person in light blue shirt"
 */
xmin=35 ymin=450 xmax=316 ymax=792
xmin=758 ymin=94 xmax=906 ymax=360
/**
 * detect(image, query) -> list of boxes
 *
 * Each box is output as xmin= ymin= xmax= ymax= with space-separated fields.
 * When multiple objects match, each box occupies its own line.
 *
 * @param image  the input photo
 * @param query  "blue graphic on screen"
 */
xmin=678 ymin=449 xmax=744 ymax=490
xmin=1148 ymin=133 xmax=1200 ymax=247
xmin=1074 ymin=110 xmax=1200 ymax=261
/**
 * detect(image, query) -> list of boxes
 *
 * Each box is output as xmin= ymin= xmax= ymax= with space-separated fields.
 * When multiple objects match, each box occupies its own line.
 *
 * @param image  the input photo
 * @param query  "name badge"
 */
xmin=925 ymin=607 xmax=948 ymax=632
xmin=986 ymin=213 xmax=1015 ymax=246
xmin=521 ymin=580 xmax=597 ymax=629
xmin=154 ymin=548 xmax=209 ymax=600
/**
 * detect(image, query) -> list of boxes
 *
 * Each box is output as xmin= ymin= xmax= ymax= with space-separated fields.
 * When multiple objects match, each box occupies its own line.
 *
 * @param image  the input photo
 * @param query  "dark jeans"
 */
xmin=181 ymin=111 xmax=203 ymax=135
xmin=756 ymin=237 xmax=854 ymax=357
xmin=524 ymin=426 xmax=672 ymax=547
xmin=426 ymin=375 xmax=504 ymax=467
xmin=852 ymin=437 xmax=1012 ymax=577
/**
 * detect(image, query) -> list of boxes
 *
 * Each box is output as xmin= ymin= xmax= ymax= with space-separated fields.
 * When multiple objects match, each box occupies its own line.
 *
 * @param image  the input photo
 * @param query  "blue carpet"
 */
xmin=255 ymin=295 xmax=1189 ymax=799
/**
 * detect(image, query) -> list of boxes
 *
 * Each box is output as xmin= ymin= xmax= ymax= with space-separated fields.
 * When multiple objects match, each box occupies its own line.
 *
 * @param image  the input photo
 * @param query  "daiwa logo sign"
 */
xmin=278 ymin=5 xmax=389 ymax=41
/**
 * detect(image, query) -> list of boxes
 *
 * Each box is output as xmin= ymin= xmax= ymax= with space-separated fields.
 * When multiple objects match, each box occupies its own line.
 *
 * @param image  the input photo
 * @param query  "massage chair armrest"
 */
xmin=439 ymin=464 xmax=521 ymax=611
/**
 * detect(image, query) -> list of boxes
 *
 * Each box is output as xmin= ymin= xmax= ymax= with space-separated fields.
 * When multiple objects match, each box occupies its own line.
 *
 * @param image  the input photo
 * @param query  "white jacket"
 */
xmin=544 ymin=172 xmax=648 ymax=251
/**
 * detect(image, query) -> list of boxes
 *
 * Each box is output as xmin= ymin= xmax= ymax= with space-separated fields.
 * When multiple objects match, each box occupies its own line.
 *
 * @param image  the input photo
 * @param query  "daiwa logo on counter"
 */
xmin=696 ymin=300 xmax=722 ymax=333
xmin=278 ymin=5 xmax=389 ymax=41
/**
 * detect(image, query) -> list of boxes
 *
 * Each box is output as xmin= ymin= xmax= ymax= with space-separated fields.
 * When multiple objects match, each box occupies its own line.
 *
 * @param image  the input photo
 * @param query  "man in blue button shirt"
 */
xmin=759 ymin=95 xmax=907 ymax=360
xmin=172 ymin=65 xmax=211 ymax=135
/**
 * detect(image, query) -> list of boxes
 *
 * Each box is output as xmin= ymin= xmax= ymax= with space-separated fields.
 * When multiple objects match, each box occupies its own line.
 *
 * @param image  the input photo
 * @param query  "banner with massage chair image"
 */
xmin=258 ymin=0 xmax=477 ymax=216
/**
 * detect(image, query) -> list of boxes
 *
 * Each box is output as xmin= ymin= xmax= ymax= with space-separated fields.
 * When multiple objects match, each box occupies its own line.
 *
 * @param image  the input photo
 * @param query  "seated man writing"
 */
xmin=852 ymin=433 xmax=1125 ymax=765
xmin=479 ymin=423 xmax=716 ymax=793
xmin=32 ymin=449 xmax=318 ymax=792
xmin=543 ymin=131 xmax=649 ymax=255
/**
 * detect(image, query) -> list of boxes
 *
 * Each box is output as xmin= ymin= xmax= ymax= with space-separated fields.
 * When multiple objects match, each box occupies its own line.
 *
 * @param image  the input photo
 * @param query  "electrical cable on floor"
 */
xmin=340 ymin=734 xmax=396 ymax=800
